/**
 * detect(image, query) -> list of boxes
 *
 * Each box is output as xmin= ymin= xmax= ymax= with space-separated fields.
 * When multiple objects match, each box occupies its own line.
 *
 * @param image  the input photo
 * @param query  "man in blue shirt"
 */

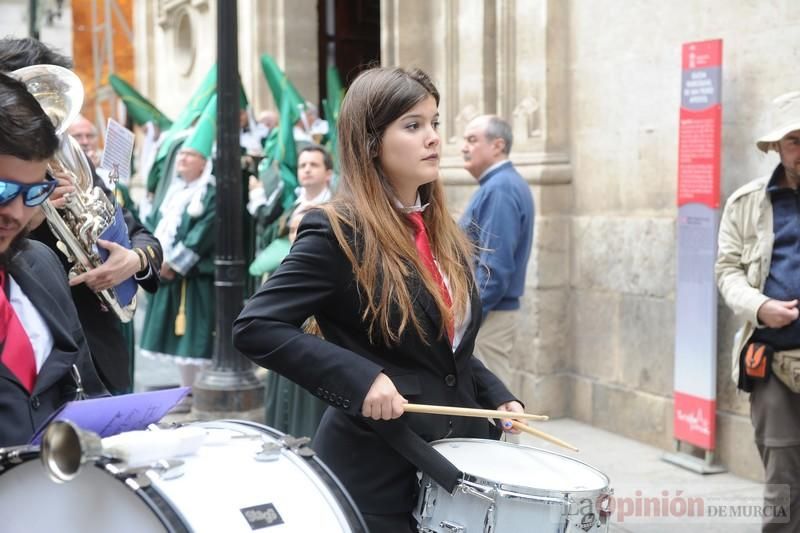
xmin=459 ymin=115 xmax=534 ymax=375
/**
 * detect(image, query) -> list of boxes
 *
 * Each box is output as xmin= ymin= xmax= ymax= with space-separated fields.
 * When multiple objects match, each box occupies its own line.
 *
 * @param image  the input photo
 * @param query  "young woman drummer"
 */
xmin=233 ymin=66 xmax=523 ymax=532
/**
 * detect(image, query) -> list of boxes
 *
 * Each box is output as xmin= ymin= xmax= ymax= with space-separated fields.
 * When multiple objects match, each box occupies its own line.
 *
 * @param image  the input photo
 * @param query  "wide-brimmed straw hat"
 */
xmin=757 ymin=91 xmax=800 ymax=153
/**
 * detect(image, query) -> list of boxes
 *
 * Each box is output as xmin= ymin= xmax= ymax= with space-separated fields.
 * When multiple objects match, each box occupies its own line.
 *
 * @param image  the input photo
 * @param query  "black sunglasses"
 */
xmin=0 ymin=174 xmax=57 ymax=207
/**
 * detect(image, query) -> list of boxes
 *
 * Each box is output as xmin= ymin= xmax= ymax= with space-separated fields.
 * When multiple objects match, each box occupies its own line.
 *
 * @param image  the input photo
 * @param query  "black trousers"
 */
xmin=361 ymin=512 xmax=416 ymax=533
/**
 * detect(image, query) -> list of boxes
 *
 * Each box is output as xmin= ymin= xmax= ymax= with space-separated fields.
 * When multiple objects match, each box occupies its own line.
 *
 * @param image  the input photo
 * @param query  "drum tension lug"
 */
xmin=439 ymin=521 xmax=466 ymax=533
xmin=256 ymin=435 xmax=314 ymax=462
xmin=106 ymin=458 xmax=185 ymax=486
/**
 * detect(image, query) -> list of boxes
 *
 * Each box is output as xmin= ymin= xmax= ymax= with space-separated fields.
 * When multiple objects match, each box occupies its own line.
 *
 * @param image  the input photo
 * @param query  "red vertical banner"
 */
xmin=673 ymin=39 xmax=722 ymax=452
xmin=677 ymin=40 xmax=722 ymax=209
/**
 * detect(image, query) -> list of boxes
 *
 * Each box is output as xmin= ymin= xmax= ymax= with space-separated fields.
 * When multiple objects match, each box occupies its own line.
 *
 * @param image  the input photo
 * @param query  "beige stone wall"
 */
xmin=134 ymin=0 xmax=318 ymax=118
xmin=384 ymin=0 xmax=800 ymax=480
xmin=568 ymin=0 xmax=800 ymax=480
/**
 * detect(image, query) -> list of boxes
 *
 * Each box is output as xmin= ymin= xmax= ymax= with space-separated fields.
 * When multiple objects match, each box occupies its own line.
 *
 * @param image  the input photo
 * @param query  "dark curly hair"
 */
xmin=0 ymin=72 xmax=59 ymax=161
xmin=0 ymin=37 xmax=72 ymax=71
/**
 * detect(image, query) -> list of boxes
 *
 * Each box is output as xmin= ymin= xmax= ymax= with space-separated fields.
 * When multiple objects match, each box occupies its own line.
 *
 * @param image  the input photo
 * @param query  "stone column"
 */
xmin=247 ymin=0 xmax=319 ymax=112
xmin=150 ymin=0 xmax=215 ymax=118
xmin=133 ymin=0 xmax=155 ymax=100
xmin=381 ymin=0 xmax=573 ymax=416
xmin=142 ymin=0 xmax=318 ymax=115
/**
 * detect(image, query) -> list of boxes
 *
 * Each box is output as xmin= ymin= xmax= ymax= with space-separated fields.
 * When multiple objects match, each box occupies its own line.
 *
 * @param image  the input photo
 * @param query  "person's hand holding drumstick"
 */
xmin=360 ymin=373 xmax=579 ymax=451
xmin=496 ymin=400 xmax=525 ymax=434
xmin=362 ymin=373 xmax=408 ymax=420
xmin=361 ymin=373 xmax=526 ymax=431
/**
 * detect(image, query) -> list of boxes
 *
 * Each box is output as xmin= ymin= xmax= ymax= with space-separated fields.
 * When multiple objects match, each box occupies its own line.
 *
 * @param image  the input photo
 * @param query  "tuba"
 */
xmin=13 ymin=65 xmax=136 ymax=322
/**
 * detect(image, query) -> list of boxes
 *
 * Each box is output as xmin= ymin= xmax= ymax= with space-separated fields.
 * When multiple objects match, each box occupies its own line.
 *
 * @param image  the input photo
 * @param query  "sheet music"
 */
xmin=99 ymin=118 xmax=135 ymax=182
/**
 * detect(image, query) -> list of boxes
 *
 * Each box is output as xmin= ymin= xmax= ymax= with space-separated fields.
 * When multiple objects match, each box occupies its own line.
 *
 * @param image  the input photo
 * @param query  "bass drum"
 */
xmin=0 ymin=420 xmax=366 ymax=533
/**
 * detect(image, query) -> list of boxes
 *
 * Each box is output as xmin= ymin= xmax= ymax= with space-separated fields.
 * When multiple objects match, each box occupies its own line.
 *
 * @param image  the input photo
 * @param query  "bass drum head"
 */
xmin=0 ymin=421 xmax=366 ymax=533
xmin=432 ymin=438 xmax=609 ymax=493
xmin=0 ymin=457 xmax=168 ymax=533
xmin=146 ymin=420 xmax=366 ymax=533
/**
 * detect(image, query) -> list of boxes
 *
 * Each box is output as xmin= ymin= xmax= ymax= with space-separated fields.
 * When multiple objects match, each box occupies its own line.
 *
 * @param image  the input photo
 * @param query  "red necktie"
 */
xmin=407 ymin=211 xmax=454 ymax=344
xmin=0 ymin=270 xmax=37 ymax=393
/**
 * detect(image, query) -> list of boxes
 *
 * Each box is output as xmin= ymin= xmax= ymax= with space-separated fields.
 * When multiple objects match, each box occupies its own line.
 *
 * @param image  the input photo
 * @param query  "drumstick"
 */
xmin=403 ymin=403 xmax=548 ymax=421
xmin=510 ymin=420 xmax=580 ymax=452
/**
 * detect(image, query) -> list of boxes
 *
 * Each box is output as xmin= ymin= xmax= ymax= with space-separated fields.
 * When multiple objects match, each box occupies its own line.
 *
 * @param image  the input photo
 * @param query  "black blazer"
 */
xmin=0 ymin=240 xmax=107 ymax=447
xmin=233 ymin=209 xmax=517 ymax=515
xmin=29 ymin=169 xmax=163 ymax=394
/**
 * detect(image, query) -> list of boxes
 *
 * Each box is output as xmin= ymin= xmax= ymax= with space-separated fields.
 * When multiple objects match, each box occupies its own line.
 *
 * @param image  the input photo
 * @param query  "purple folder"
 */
xmin=29 ymin=387 xmax=191 ymax=445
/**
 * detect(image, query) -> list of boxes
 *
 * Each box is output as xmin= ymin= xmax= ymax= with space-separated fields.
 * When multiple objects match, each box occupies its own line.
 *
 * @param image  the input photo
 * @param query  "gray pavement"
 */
xmin=133 ymin=294 xmax=180 ymax=391
xmin=518 ymin=419 xmax=764 ymax=532
xmin=134 ymin=344 xmax=179 ymax=391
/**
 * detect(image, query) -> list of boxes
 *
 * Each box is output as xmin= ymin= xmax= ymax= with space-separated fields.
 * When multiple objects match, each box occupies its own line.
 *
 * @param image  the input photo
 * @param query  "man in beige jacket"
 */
xmin=716 ymin=91 xmax=800 ymax=532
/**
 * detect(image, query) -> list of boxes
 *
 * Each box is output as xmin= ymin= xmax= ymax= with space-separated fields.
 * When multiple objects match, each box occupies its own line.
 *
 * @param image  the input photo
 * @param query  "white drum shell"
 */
xmin=0 ymin=458 xmax=165 ymax=533
xmin=415 ymin=439 xmax=612 ymax=533
xmin=0 ymin=420 xmax=364 ymax=533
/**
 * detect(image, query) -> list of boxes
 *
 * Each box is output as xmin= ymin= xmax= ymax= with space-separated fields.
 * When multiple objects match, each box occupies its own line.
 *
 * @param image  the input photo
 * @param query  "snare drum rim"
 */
xmin=430 ymin=438 xmax=610 ymax=498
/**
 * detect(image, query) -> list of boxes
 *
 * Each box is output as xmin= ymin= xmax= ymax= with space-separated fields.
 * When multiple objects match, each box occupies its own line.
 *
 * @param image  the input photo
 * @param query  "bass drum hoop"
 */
xmin=117 ymin=470 xmax=191 ymax=533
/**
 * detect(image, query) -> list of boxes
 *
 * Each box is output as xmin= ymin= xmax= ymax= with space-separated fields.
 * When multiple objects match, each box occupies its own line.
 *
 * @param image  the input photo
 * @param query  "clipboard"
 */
xmin=29 ymin=387 xmax=191 ymax=445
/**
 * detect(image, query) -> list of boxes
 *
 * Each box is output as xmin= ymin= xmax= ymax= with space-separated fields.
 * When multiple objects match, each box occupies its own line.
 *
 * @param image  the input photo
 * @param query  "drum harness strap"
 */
xmin=364 ymin=418 xmax=461 ymax=494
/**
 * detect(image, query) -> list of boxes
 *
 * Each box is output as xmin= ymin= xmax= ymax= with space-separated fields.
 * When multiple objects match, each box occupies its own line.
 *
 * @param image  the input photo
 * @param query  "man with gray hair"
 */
xmin=460 ymin=115 xmax=535 ymax=377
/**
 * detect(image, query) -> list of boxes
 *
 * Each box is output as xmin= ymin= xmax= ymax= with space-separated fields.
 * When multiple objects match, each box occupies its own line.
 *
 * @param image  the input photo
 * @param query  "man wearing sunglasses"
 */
xmin=0 ymin=38 xmax=164 ymax=395
xmin=0 ymin=72 xmax=106 ymax=447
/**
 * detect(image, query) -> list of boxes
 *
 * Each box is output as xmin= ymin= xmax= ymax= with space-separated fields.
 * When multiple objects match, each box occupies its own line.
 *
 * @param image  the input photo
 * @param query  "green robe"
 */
xmin=139 ymin=185 xmax=216 ymax=361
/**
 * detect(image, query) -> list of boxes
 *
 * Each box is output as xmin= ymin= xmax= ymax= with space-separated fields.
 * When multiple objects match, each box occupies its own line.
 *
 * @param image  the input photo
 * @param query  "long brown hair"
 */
xmin=321 ymin=67 xmax=474 ymax=345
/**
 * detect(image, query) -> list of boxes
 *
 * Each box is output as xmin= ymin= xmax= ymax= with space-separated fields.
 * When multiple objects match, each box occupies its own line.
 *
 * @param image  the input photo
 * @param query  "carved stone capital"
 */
xmin=157 ymin=0 xmax=208 ymax=28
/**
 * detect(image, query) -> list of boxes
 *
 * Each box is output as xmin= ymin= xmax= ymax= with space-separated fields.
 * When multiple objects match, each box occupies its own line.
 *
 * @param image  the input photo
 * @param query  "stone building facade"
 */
xmin=136 ymin=0 xmax=800 ymax=480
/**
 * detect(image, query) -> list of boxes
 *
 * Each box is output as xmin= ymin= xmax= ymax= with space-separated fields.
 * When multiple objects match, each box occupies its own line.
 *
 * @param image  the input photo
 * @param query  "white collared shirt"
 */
xmin=478 ymin=159 xmax=510 ymax=181
xmin=395 ymin=195 xmax=472 ymax=351
xmin=8 ymin=275 xmax=54 ymax=372
xmin=294 ymin=186 xmax=332 ymax=207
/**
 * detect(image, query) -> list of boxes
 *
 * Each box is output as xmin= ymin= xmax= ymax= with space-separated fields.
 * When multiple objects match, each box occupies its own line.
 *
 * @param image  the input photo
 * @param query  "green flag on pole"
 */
xmin=256 ymin=55 xmax=306 ymax=215
xmin=146 ymin=64 xmax=217 ymax=193
xmin=171 ymin=64 xmax=218 ymax=132
xmin=108 ymin=74 xmax=172 ymax=130
xmin=322 ymin=65 xmax=344 ymax=174
xmin=239 ymin=76 xmax=249 ymax=110
xmin=274 ymin=85 xmax=297 ymax=169
xmin=325 ymin=65 xmax=344 ymax=124
xmin=259 ymin=54 xmax=305 ymax=125
xmin=258 ymin=54 xmax=305 ymax=177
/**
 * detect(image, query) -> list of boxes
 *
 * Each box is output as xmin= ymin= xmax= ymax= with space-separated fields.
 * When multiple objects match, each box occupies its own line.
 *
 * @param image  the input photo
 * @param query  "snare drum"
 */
xmin=0 ymin=420 xmax=366 ymax=533
xmin=414 ymin=439 xmax=611 ymax=533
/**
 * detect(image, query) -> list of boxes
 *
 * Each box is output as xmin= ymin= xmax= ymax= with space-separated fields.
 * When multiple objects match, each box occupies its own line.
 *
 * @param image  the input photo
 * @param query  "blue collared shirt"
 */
xmin=459 ymin=160 xmax=534 ymax=321
xmin=752 ymin=165 xmax=800 ymax=349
